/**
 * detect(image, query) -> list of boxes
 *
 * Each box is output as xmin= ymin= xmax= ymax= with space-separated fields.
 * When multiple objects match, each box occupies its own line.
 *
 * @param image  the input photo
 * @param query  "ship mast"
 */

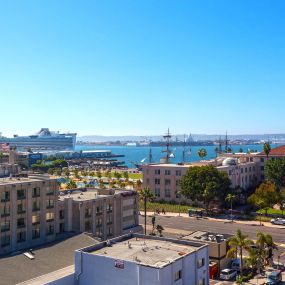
xmin=162 ymin=128 xmax=172 ymax=164
xmin=149 ymin=139 xmax=152 ymax=163
xmin=182 ymin=134 xmax=186 ymax=163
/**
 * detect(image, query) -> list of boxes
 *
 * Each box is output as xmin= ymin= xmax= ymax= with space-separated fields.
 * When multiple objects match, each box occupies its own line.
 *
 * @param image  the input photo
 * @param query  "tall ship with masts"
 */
xmin=0 ymin=128 xmax=77 ymax=151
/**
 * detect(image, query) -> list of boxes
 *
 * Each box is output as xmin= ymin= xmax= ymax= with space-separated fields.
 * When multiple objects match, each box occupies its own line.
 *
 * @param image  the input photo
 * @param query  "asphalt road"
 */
xmin=139 ymin=215 xmax=285 ymax=261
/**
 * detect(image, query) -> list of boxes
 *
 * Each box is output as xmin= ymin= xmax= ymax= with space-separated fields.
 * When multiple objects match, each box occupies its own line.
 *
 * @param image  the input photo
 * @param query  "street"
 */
xmin=139 ymin=214 xmax=285 ymax=262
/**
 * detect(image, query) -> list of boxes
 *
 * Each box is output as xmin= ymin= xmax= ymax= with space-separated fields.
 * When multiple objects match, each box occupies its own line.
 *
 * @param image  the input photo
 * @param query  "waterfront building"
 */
xmin=19 ymin=233 xmax=209 ymax=285
xmin=142 ymin=158 xmax=260 ymax=204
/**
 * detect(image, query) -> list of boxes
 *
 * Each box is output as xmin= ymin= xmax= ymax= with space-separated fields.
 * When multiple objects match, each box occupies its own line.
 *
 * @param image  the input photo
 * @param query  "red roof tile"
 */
xmin=260 ymin=145 xmax=285 ymax=156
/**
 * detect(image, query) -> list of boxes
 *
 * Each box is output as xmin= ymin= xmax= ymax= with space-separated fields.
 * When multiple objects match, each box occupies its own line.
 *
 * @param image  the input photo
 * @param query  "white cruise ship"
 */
xmin=0 ymin=128 xmax=77 ymax=151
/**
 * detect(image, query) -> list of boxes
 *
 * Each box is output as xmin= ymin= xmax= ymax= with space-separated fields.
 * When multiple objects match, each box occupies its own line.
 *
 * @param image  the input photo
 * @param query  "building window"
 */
xmin=47 ymin=224 xmax=54 ymax=235
xmin=85 ymin=221 xmax=91 ymax=232
xmin=107 ymin=204 xmax=113 ymax=212
xmin=155 ymin=179 xmax=160 ymax=185
xmin=197 ymin=258 xmax=205 ymax=268
xmin=261 ymin=166 xmax=264 ymax=171
xmin=1 ymin=191 xmax=10 ymax=202
xmin=245 ymin=168 xmax=248 ymax=173
xmin=1 ymin=235 xmax=10 ymax=247
xmin=32 ymin=227 xmax=40 ymax=239
xmin=46 ymin=212 xmax=54 ymax=222
xmin=165 ymin=189 xmax=171 ymax=198
xmin=47 ymin=199 xmax=54 ymax=209
xmin=85 ymin=207 xmax=92 ymax=218
xmin=241 ymin=168 xmax=243 ymax=174
xmin=59 ymin=210 xmax=64 ymax=219
xmin=154 ymin=169 xmax=160 ymax=175
xmin=17 ymin=189 xmax=26 ymax=200
xmin=32 ymin=187 xmax=40 ymax=198
xmin=96 ymin=227 xmax=102 ymax=238
xmin=176 ymin=180 xmax=181 ymax=187
xmin=108 ymin=227 xmax=112 ymax=237
xmin=17 ymin=231 xmax=26 ymax=243
xmin=32 ymin=200 xmax=40 ymax=212
xmin=176 ymin=170 xmax=181 ymax=176
xmin=1 ymin=220 xmax=10 ymax=232
xmin=17 ymin=203 xmax=26 ymax=214
xmin=17 ymin=218 xmax=25 ymax=229
xmin=1 ymin=204 xmax=10 ymax=217
xmin=146 ymin=178 xmax=150 ymax=184
xmin=155 ymin=188 xmax=160 ymax=197
xmin=97 ymin=218 xmax=102 ymax=227
xmin=165 ymin=170 xmax=171 ymax=175
xmin=261 ymin=158 xmax=265 ymax=162
xmin=32 ymin=214 xmax=40 ymax=225
xmin=165 ymin=179 xmax=171 ymax=186
xmin=229 ymin=170 xmax=232 ymax=175
xmin=174 ymin=270 xmax=182 ymax=281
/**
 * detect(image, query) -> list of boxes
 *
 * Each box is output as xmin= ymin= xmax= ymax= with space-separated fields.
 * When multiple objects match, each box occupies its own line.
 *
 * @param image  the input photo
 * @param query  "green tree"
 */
xmin=265 ymin=158 xmax=285 ymax=189
xmin=66 ymin=180 xmax=77 ymax=189
xmin=136 ymin=179 xmax=142 ymax=189
xmin=239 ymin=148 xmax=243 ymax=153
xmin=227 ymin=229 xmax=253 ymax=275
xmin=197 ymin=148 xmax=207 ymax=160
xmin=248 ymin=181 xmax=278 ymax=216
xmin=180 ymin=165 xmax=231 ymax=211
xmin=278 ymin=188 xmax=285 ymax=216
xmin=256 ymin=232 xmax=277 ymax=267
xmin=225 ymin=193 xmax=236 ymax=222
xmin=140 ymin=187 xmax=154 ymax=235
xmin=96 ymin=171 xmax=102 ymax=179
xmin=214 ymin=147 xmax=219 ymax=157
xmin=263 ymin=142 xmax=271 ymax=158
xmin=123 ymin=171 xmax=129 ymax=179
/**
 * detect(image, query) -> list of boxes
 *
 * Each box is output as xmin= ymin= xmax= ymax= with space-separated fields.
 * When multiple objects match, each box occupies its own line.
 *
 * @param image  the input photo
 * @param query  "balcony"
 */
xmin=32 ymin=221 xmax=40 ymax=225
xmin=107 ymin=209 xmax=113 ymax=213
xmin=17 ymin=210 xmax=26 ymax=215
xmin=107 ymin=221 xmax=112 ymax=225
xmin=96 ymin=224 xmax=102 ymax=228
xmin=46 ymin=191 xmax=54 ymax=196
xmin=32 ymin=193 xmax=41 ymax=198
xmin=1 ymin=213 xmax=10 ymax=218
xmin=96 ymin=212 xmax=103 ymax=216
xmin=46 ymin=205 xmax=54 ymax=209
xmin=46 ymin=219 xmax=54 ymax=223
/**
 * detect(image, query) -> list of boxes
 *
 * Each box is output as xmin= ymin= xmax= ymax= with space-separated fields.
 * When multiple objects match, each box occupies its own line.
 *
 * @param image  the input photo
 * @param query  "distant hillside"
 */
xmin=78 ymin=133 xmax=285 ymax=143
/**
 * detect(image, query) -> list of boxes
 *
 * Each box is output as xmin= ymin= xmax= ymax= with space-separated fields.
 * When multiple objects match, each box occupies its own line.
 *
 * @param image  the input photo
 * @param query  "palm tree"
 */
xmin=139 ymin=187 xmax=154 ymax=235
xmin=263 ymin=142 xmax=271 ymax=158
xmin=197 ymin=148 xmax=207 ymax=160
xmin=256 ymin=232 xmax=277 ymax=266
xmin=227 ymin=229 xmax=254 ymax=275
xmin=225 ymin=193 xmax=236 ymax=222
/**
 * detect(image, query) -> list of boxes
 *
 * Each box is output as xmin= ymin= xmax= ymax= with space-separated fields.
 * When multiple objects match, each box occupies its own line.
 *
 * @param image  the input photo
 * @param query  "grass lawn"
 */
xmin=257 ymin=208 xmax=284 ymax=216
xmin=139 ymin=201 xmax=200 ymax=214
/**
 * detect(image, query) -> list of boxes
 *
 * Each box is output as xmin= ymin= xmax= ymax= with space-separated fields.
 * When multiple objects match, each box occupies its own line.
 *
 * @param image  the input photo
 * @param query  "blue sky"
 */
xmin=0 ymin=0 xmax=284 ymax=137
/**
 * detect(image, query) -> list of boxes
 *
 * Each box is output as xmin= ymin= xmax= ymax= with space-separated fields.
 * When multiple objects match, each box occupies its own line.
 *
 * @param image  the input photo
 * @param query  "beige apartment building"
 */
xmin=0 ymin=175 xmax=57 ymax=255
xmin=57 ymin=188 xmax=139 ymax=240
xmin=0 ymin=175 xmax=139 ymax=255
xmin=142 ymin=158 xmax=262 ymax=203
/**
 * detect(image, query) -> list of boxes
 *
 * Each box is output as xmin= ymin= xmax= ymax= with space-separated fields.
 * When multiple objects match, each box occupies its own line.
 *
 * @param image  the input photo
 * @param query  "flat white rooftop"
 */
xmin=92 ymin=237 xmax=198 ymax=268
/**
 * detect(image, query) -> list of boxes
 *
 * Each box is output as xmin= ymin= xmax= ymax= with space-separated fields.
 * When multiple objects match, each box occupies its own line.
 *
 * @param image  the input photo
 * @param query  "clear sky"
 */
xmin=0 ymin=0 xmax=284 ymax=137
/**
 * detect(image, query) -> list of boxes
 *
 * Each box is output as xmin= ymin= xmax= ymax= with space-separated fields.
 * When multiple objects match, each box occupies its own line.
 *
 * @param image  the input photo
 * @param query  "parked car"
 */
xmin=231 ymin=259 xmax=241 ymax=271
xmin=271 ymin=218 xmax=285 ymax=225
xmin=265 ymin=270 xmax=282 ymax=284
xmin=220 ymin=269 xmax=237 ymax=280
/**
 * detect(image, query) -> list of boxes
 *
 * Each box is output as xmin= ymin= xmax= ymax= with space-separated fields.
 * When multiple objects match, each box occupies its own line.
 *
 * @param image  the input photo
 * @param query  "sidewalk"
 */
xmin=144 ymin=211 xmax=285 ymax=230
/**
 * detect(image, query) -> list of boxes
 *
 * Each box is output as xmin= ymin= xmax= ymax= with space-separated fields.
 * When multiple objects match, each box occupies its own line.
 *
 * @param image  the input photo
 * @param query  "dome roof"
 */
xmin=222 ymin=158 xmax=237 ymax=166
